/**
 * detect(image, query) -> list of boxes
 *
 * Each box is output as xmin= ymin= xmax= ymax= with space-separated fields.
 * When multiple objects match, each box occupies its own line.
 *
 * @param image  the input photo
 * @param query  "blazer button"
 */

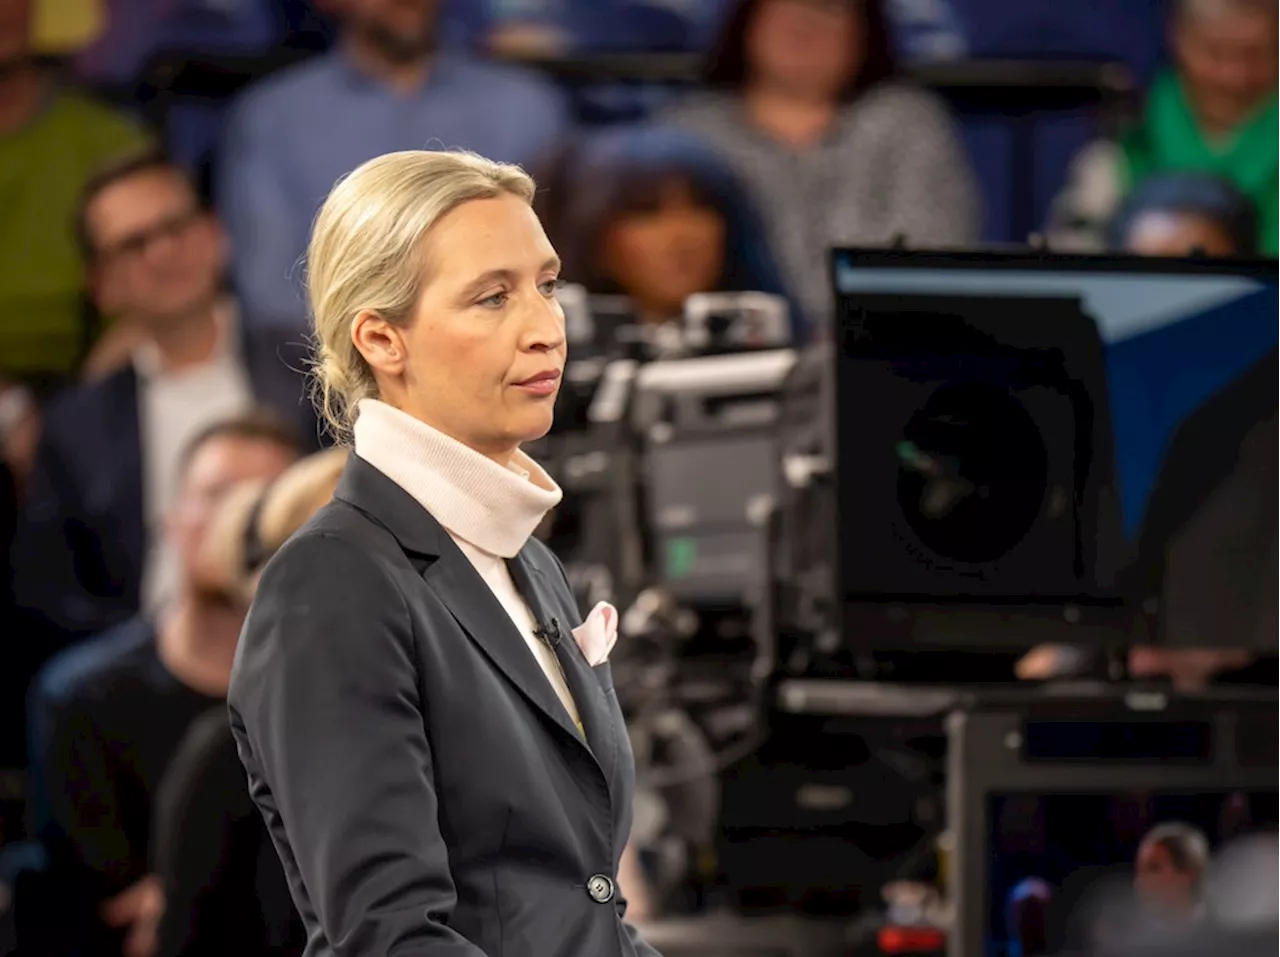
xmin=586 ymin=874 xmax=615 ymax=904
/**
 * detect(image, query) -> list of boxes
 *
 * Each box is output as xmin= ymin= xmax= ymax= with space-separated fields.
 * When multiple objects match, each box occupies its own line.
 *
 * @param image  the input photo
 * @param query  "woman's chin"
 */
xmin=511 ymin=409 xmax=556 ymax=446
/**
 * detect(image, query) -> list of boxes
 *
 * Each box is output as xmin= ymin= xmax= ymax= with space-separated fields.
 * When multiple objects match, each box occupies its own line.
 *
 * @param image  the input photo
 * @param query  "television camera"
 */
xmin=535 ymin=286 xmax=797 ymax=904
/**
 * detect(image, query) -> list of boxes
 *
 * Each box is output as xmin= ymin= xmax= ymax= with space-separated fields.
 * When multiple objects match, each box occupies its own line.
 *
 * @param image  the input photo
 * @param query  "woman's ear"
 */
xmin=351 ymin=310 xmax=409 ymax=378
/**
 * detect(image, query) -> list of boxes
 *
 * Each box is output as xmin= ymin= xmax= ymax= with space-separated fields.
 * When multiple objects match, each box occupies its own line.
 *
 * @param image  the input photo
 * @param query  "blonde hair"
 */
xmin=198 ymin=448 xmax=349 ymax=603
xmin=307 ymin=150 xmax=537 ymax=442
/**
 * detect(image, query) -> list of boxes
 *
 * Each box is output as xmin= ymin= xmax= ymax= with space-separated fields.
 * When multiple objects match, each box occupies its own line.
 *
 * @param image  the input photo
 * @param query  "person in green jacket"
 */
xmin=0 ymin=0 xmax=152 ymax=386
xmin=1048 ymin=0 xmax=1277 ymax=257
xmin=0 ymin=0 xmax=151 ymax=487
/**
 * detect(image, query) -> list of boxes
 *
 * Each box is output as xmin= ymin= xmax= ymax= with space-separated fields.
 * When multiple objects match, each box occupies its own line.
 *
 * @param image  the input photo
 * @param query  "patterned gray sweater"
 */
xmin=662 ymin=83 xmax=981 ymax=328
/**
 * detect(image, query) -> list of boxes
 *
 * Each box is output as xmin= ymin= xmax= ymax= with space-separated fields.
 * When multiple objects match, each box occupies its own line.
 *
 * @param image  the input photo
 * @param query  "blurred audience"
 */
xmin=25 ymin=412 xmax=298 ymax=957
xmin=1110 ymin=172 xmax=1260 ymax=257
xmin=11 ymin=151 xmax=318 ymax=649
xmin=1050 ymin=0 xmax=1278 ymax=256
xmin=537 ymin=124 xmax=802 ymax=335
xmin=1005 ymin=876 xmax=1052 ymax=957
xmin=0 ymin=0 xmax=150 ymax=472
xmin=1133 ymin=821 xmax=1210 ymax=926
xmin=218 ymin=0 xmax=570 ymax=331
xmin=147 ymin=448 xmax=347 ymax=957
xmin=447 ymin=0 xmax=712 ymax=56
xmin=662 ymin=0 xmax=979 ymax=326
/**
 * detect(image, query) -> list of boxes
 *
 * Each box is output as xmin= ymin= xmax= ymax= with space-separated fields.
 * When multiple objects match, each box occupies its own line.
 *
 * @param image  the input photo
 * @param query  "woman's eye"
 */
xmin=479 ymin=291 xmax=508 ymax=308
xmin=539 ymin=278 xmax=564 ymax=296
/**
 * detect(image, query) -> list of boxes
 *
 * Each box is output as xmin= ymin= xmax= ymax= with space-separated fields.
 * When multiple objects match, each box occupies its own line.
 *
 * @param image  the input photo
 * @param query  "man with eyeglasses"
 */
xmin=11 ymin=151 xmax=320 ymax=653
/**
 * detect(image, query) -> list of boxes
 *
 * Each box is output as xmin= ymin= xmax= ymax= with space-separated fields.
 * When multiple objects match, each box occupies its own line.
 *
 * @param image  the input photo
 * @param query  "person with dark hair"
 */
xmin=1110 ymin=172 xmax=1261 ymax=257
xmin=25 ymin=413 xmax=299 ymax=957
xmin=1049 ymin=0 xmax=1277 ymax=256
xmin=537 ymin=124 xmax=804 ymax=337
xmin=10 ymin=151 xmax=320 ymax=650
xmin=662 ymin=0 xmax=979 ymax=327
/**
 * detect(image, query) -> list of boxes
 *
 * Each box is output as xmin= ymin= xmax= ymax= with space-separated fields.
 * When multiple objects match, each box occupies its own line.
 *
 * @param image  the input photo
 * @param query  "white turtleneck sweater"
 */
xmin=353 ymin=399 xmax=583 ymax=733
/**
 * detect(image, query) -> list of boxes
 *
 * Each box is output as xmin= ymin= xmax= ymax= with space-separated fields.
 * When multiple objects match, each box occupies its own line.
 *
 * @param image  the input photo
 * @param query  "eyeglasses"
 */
xmin=95 ymin=207 xmax=203 ymax=264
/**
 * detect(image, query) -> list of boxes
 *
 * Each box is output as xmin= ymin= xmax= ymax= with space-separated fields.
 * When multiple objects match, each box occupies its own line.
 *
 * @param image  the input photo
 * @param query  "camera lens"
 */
xmin=895 ymin=383 xmax=1048 ymax=565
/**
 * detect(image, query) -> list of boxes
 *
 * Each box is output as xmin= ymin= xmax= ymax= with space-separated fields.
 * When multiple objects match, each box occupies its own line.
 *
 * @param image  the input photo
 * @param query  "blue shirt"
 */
xmin=218 ymin=51 xmax=571 ymax=330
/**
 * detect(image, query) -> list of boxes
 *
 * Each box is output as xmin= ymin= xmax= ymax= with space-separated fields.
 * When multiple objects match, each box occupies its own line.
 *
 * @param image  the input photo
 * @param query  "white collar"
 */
xmin=352 ymin=398 xmax=562 ymax=558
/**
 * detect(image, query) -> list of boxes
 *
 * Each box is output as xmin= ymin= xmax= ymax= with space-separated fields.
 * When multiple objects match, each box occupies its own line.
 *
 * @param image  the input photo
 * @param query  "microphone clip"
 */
xmin=533 ymin=617 xmax=562 ymax=648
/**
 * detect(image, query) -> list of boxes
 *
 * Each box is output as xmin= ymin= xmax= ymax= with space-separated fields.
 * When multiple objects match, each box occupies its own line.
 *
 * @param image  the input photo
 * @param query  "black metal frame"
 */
xmin=945 ymin=691 xmax=1279 ymax=957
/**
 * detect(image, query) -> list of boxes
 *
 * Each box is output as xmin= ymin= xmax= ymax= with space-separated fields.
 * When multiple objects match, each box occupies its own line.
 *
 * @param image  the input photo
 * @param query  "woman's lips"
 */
xmin=512 ymin=370 xmax=561 ymax=396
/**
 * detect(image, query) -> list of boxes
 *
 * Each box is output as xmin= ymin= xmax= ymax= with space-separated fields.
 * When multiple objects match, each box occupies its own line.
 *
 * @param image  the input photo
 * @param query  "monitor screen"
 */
xmin=830 ymin=251 xmax=1278 ymax=644
xmin=986 ymin=789 xmax=1278 ymax=957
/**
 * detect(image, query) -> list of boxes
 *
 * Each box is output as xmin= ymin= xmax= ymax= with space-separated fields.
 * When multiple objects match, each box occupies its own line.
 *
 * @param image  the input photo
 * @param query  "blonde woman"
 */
xmin=227 ymin=151 xmax=660 ymax=956
xmin=149 ymin=449 xmax=347 ymax=957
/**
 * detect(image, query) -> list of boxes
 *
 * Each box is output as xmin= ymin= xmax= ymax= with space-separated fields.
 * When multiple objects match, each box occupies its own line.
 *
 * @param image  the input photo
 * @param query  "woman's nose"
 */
xmin=521 ymin=294 xmax=566 ymax=352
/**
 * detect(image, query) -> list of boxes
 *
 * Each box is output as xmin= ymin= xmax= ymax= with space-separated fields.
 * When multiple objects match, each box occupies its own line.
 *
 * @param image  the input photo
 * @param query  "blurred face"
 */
xmin=86 ymin=168 xmax=226 ymax=328
xmin=169 ymin=436 xmax=297 ymax=593
xmin=601 ymin=179 xmax=727 ymax=321
xmin=0 ymin=0 xmax=30 ymax=67
xmin=1173 ymin=4 xmax=1278 ymax=134
xmin=1123 ymin=210 xmax=1239 ymax=257
xmin=340 ymin=0 xmax=439 ymax=63
xmin=1135 ymin=841 xmax=1199 ymax=915
xmin=355 ymin=193 xmax=566 ymax=462
xmin=746 ymin=0 xmax=861 ymax=100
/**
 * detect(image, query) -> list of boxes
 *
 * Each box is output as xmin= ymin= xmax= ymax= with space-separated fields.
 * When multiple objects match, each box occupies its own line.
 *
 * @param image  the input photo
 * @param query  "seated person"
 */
xmin=1133 ymin=821 xmax=1211 ymax=928
xmin=0 ymin=0 xmax=152 ymax=390
xmin=1005 ymin=877 xmax=1052 ymax=957
xmin=1049 ymin=0 xmax=1277 ymax=256
xmin=536 ymin=124 xmax=801 ymax=337
xmin=218 ymin=0 xmax=569 ymax=332
xmin=662 ymin=0 xmax=979 ymax=326
xmin=26 ymin=413 xmax=299 ymax=956
xmin=11 ymin=151 xmax=319 ymax=649
xmin=148 ymin=448 xmax=348 ymax=957
xmin=1110 ymin=172 xmax=1260 ymax=258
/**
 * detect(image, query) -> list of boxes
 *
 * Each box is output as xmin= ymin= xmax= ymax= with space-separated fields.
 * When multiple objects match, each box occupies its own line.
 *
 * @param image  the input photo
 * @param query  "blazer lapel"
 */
xmin=507 ymin=552 xmax=618 ymax=784
xmin=426 ymin=550 xmax=588 ymax=747
xmin=333 ymin=458 xmax=602 ymax=756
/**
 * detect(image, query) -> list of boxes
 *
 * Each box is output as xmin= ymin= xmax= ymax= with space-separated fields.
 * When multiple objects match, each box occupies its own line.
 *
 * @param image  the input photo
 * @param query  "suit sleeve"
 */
xmin=228 ymin=532 xmax=489 ymax=956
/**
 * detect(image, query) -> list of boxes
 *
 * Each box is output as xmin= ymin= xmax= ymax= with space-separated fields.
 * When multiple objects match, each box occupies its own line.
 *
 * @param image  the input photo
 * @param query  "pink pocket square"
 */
xmin=572 ymin=601 xmax=618 ymax=666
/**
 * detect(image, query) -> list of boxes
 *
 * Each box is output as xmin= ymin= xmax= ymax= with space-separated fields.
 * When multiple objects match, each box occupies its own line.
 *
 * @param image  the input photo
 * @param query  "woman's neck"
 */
xmin=744 ymin=85 xmax=838 ymax=149
xmin=156 ymin=596 xmax=244 ymax=697
xmin=146 ymin=299 xmax=224 ymax=373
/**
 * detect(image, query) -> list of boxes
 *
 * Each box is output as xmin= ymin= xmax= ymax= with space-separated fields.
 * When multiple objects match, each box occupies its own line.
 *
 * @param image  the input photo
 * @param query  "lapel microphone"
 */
xmin=532 ymin=617 xmax=562 ymax=648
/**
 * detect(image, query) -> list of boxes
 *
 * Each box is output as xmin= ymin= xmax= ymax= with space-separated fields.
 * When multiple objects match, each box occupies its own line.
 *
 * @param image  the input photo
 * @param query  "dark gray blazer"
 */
xmin=228 ymin=454 xmax=660 ymax=957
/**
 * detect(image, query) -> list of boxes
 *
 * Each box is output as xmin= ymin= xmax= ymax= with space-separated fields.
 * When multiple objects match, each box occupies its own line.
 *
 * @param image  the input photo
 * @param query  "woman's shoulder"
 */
xmin=232 ymin=509 xmax=418 ymax=713
xmin=263 ymin=499 xmax=403 ymax=579
xmin=659 ymin=90 xmax=741 ymax=134
xmin=247 ymin=502 xmax=413 ymax=629
xmin=846 ymin=80 xmax=959 ymax=132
